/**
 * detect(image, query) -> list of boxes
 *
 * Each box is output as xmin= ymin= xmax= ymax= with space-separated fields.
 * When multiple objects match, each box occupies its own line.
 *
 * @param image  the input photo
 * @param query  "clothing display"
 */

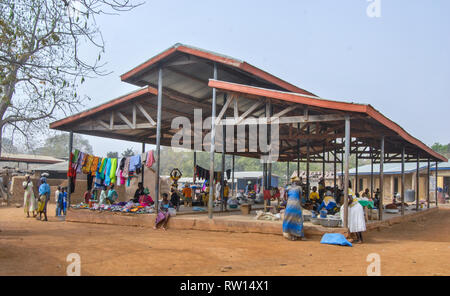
xmin=67 ymin=149 xmax=158 ymax=192
xmin=195 ymin=165 xmax=229 ymax=182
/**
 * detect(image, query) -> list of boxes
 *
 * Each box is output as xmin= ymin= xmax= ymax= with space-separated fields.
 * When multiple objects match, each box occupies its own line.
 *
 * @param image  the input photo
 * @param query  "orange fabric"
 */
xmin=182 ymin=187 xmax=192 ymax=198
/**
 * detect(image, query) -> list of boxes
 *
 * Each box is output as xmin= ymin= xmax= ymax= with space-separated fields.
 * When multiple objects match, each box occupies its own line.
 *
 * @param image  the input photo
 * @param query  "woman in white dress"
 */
xmin=23 ymin=175 xmax=37 ymax=217
xmin=340 ymin=181 xmax=366 ymax=243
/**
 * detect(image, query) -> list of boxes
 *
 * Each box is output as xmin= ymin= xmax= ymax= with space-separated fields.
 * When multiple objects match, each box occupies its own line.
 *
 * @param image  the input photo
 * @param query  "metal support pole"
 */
xmin=306 ymin=126 xmax=310 ymax=197
xmin=379 ymin=136 xmax=385 ymax=221
xmin=267 ymin=101 xmax=272 ymax=188
xmin=154 ymin=67 xmax=163 ymax=213
xmin=416 ymin=153 xmax=420 ymax=211
xmin=208 ymin=63 xmax=217 ymax=219
xmin=333 ymin=145 xmax=337 ymax=191
xmin=193 ymin=151 xmax=197 ymax=184
xmin=141 ymin=143 xmax=145 ymax=183
xmin=343 ymin=117 xmax=350 ymax=229
xmin=355 ymin=144 xmax=359 ymax=194
xmin=297 ymin=123 xmax=300 ymax=178
xmin=322 ymin=142 xmax=326 ymax=185
xmin=232 ymin=155 xmax=235 ymax=197
xmin=427 ymin=158 xmax=430 ymax=209
xmin=435 ymin=161 xmax=439 ymax=208
xmin=220 ymin=123 xmax=225 ymax=212
xmin=370 ymin=147 xmax=374 ymax=200
xmin=401 ymin=147 xmax=405 ymax=216
xmin=287 ymin=161 xmax=290 ymax=186
xmin=67 ymin=131 xmax=74 ymax=207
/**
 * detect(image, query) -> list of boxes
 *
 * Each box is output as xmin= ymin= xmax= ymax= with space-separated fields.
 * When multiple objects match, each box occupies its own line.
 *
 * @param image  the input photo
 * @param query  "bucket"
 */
xmin=241 ymin=204 xmax=251 ymax=215
xmin=320 ymin=209 xmax=327 ymax=219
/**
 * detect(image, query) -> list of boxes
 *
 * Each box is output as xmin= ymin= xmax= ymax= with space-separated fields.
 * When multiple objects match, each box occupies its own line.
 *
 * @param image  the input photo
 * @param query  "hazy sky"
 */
xmin=70 ymin=0 xmax=450 ymax=156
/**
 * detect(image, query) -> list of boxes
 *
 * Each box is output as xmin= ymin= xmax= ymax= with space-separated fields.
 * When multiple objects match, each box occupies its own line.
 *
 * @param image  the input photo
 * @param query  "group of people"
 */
xmin=282 ymin=177 xmax=367 ymax=244
xmin=22 ymin=175 xmax=54 ymax=221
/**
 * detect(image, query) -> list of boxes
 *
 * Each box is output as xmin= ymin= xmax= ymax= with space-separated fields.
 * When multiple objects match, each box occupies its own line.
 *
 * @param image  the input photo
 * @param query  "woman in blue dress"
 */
xmin=282 ymin=176 xmax=305 ymax=241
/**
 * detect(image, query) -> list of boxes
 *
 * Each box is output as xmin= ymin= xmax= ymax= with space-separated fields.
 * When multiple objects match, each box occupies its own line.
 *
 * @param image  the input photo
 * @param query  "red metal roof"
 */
xmin=208 ymin=79 xmax=447 ymax=162
xmin=120 ymin=43 xmax=315 ymax=96
xmin=50 ymin=86 xmax=157 ymax=130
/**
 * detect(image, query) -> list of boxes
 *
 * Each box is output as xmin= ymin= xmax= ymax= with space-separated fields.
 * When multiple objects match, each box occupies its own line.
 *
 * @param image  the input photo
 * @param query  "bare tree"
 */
xmin=0 ymin=0 xmax=142 ymax=156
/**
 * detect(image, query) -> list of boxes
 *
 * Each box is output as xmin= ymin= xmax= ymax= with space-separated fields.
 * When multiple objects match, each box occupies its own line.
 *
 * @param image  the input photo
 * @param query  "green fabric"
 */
xmin=110 ymin=158 xmax=118 ymax=184
xmin=358 ymin=200 xmax=374 ymax=209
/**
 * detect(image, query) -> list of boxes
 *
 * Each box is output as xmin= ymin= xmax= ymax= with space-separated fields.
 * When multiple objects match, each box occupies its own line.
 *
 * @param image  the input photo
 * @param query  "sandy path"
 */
xmin=0 ymin=205 xmax=449 ymax=276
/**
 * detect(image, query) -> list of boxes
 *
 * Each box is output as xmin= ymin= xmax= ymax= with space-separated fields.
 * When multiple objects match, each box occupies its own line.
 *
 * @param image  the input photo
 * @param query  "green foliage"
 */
xmin=34 ymin=133 xmax=93 ymax=158
xmin=431 ymin=142 xmax=450 ymax=157
xmin=121 ymin=148 xmax=135 ymax=158
xmin=1 ymin=137 xmax=20 ymax=153
xmin=106 ymin=151 xmax=118 ymax=158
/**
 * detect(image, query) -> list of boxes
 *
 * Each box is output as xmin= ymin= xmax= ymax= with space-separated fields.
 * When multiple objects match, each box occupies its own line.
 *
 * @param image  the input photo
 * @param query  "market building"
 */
xmin=49 ymin=43 xmax=447 ymax=229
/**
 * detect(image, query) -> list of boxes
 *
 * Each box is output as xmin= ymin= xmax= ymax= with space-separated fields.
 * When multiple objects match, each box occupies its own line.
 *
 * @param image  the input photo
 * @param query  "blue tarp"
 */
xmin=320 ymin=233 xmax=353 ymax=247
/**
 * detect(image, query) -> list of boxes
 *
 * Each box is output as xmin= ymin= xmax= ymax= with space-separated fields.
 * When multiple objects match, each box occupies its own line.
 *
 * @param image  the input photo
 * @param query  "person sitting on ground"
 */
xmin=309 ymin=186 xmax=320 ymax=211
xmin=182 ymin=183 xmax=193 ymax=207
xmin=83 ymin=188 xmax=92 ymax=204
xmin=154 ymin=193 xmax=172 ymax=231
xmin=133 ymin=182 xmax=145 ymax=203
xmin=317 ymin=190 xmax=339 ymax=215
xmin=170 ymin=187 xmax=181 ymax=211
xmin=98 ymin=186 xmax=108 ymax=206
xmin=139 ymin=188 xmax=154 ymax=206
xmin=107 ymin=184 xmax=119 ymax=204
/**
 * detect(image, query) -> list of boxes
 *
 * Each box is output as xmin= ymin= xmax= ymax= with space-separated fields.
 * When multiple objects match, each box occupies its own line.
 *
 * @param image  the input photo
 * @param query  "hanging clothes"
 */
xmin=129 ymin=154 xmax=141 ymax=173
xmin=146 ymin=150 xmax=155 ymax=168
xmin=226 ymin=169 xmax=231 ymax=180
xmin=76 ymin=152 xmax=85 ymax=173
xmin=90 ymin=157 xmax=100 ymax=175
xmin=122 ymin=157 xmax=130 ymax=178
xmin=110 ymin=158 xmax=118 ymax=184
xmin=104 ymin=158 xmax=112 ymax=186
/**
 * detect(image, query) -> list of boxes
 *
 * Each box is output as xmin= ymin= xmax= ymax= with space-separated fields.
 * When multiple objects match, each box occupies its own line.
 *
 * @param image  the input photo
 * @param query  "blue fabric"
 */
xmin=320 ymin=233 xmax=353 ymax=247
xmin=38 ymin=183 xmax=50 ymax=196
xmin=104 ymin=158 xmax=112 ymax=186
xmin=282 ymin=185 xmax=304 ymax=237
xmin=129 ymin=154 xmax=141 ymax=172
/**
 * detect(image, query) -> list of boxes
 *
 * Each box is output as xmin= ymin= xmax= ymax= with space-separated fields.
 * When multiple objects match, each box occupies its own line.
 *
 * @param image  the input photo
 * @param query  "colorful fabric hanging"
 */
xmin=110 ymin=158 xmax=118 ymax=184
xmin=146 ymin=150 xmax=155 ymax=168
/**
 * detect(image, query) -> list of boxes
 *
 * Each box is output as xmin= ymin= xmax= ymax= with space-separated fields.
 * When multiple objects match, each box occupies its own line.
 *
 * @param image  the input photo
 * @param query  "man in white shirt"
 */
xmin=54 ymin=186 xmax=61 ymax=216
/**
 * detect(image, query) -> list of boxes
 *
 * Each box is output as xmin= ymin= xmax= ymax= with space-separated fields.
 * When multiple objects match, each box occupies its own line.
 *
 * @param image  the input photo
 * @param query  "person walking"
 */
xmin=282 ymin=176 xmax=305 ymax=241
xmin=23 ymin=175 xmax=37 ymax=218
xmin=37 ymin=177 xmax=51 ymax=221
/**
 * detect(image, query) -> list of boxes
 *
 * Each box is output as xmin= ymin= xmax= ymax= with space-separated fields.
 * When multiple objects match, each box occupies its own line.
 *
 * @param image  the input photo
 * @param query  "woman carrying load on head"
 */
xmin=282 ymin=176 xmax=305 ymax=241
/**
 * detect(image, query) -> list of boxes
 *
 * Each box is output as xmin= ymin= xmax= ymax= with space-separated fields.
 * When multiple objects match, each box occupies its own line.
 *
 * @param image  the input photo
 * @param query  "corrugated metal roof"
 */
xmin=0 ymin=153 xmax=64 ymax=164
xmin=33 ymin=161 xmax=69 ymax=172
xmin=338 ymin=161 xmax=449 ymax=176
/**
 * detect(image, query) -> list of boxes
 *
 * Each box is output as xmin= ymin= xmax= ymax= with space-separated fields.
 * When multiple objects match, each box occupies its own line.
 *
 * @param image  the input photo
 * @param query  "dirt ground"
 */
xmin=0 ymin=204 xmax=449 ymax=276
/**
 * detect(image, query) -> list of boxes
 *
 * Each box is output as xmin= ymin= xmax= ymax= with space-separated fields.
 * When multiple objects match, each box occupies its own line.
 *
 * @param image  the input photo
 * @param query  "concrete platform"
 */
xmin=66 ymin=206 xmax=438 ymax=238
